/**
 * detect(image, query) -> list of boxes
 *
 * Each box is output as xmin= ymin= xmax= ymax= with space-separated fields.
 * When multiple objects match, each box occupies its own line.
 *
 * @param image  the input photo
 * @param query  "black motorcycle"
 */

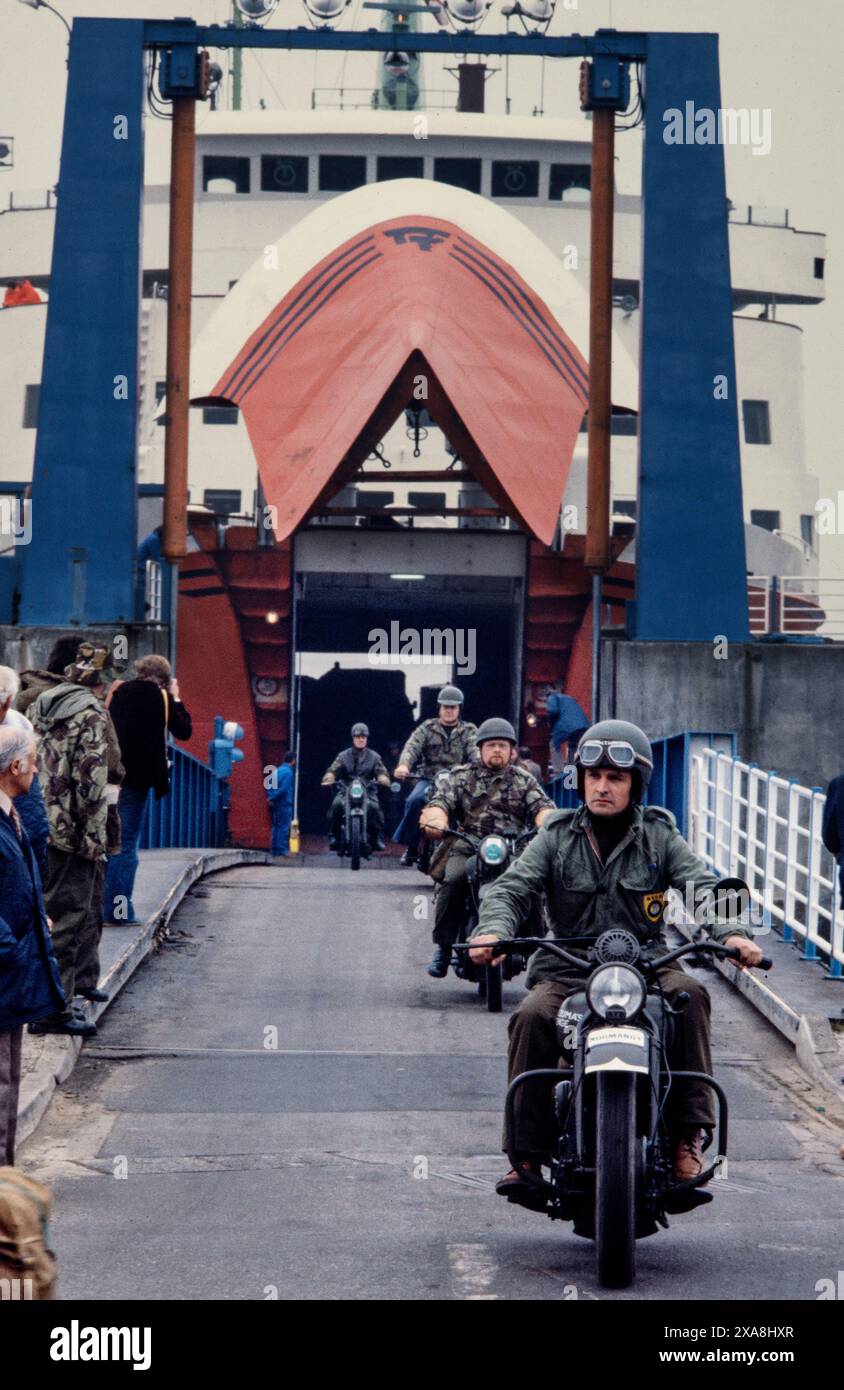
xmin=440 ymin=827 xmax=543 ymax=1013
xmin=463 ymin=884 xmax=772 ymax=1286
xmin=331 ymin=778 xmax=373 ymax=870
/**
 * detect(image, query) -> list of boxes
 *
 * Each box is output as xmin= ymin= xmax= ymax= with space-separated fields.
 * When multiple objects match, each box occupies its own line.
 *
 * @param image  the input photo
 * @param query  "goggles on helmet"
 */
xmin=577 ymin=739 xmax=643 ymax=771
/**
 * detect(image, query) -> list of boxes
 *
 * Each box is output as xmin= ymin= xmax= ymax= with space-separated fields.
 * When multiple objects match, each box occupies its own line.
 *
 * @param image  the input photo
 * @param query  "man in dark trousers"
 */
xmin=0 ymin=726 xmax=65 ymax=1162
xmin=104 ymin=655 xmax=192 ymax=925
xmin=822 ymin=774 xmax=844 ymax=909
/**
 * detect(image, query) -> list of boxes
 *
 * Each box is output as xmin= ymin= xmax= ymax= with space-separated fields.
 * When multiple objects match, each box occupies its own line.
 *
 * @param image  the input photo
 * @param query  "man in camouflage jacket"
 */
xmin=419 ymin=718 xmax=554 ymax=977
xmin=392 ymin=685 xmax=478 ymax=862
xmin=28 ymin=653 xmax=110 ymax=1035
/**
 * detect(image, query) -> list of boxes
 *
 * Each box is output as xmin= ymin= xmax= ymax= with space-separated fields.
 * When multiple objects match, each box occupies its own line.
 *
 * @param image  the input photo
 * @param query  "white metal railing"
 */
xmin=689 ymin=748 xmax=844 ymax=975
xmin=747 ymin=575 xmax=844 ymax=640
xmin=144 ymin=558 xmax=163 ymax=622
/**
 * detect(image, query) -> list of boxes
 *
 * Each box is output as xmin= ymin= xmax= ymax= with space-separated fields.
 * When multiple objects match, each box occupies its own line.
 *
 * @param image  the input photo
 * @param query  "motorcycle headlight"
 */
xmin=350 ymin=780 xmax=365 ymax=798
xmin=586 ymin=965 xmax=645 ymax=1021
xmin=479 ymin=835 xmax=508 ymax=866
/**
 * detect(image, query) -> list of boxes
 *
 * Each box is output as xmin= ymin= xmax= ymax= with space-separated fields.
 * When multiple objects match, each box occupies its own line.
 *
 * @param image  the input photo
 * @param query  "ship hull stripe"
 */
xmin=220 ymin=236 xmax=378 ymax=399
xmin=237 ymin=251 xmax=383 ymax=400
xmin=449 ymin=248 xmax=588 ymax=404
xmin=451 ymin=241 xmax=589 ymax=402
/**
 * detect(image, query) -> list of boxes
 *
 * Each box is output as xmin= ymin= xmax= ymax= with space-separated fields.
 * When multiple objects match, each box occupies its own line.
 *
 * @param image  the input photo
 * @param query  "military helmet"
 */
xmin=437 ymin=684 xmax=464 ymax=706
xmin=573 ymin=719 xmax=653 ymax=802
xmin=351 ymin=722 xmax=369 ymax=737
xmin=476 ymin=717 xmax=517 ymax=746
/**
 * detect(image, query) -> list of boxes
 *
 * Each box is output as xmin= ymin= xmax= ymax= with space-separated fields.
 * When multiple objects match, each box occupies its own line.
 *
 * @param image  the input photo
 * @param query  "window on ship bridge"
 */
xmin=319 ymin=155 xmax=367 ymax=192
xmin=377 ymin=156 xmax=424 ymax=182
xmin=750 ymin=510 xmax=781 ymax=533
xmin=549 ymin=164 xmax=591 ymax=200
xmin=742 ymin=399 xmax=771 ymax=445
xmin=202 ymin=156 xmax=251 ymax=195
xmin=204 ymin=490 xmax=242 ymax=521
xmin=491 ymin=161 xmax=539 ymax=198
xmin=261 ymin=156 xmax=309 ymax=193
xmin=433 ymin=157 xmax=482 ymax=193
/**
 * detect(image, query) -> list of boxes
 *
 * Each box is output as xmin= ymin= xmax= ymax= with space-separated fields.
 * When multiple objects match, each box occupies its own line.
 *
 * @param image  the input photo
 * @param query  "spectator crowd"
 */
xmin=0 ymin=639 xmax=191 ymax=1168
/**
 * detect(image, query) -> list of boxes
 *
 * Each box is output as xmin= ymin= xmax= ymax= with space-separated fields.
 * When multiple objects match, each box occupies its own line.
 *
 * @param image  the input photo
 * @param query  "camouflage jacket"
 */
xmin=428 ymin=761 xmax=554 ymax=839
xmin=30 ymin=683 xmax=109 ymax=862
xmin=471 ymin=803 xmax=754 ymax=987
xmin=398 ymin=719 xmax=478 ymax=781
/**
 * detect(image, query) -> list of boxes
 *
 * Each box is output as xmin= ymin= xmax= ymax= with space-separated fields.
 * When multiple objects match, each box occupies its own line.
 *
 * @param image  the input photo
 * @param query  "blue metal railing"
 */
xmin=545 ymin=730 xmax=738 ymax=835
xmin=137 ymin=743 xmax=227 ymax=850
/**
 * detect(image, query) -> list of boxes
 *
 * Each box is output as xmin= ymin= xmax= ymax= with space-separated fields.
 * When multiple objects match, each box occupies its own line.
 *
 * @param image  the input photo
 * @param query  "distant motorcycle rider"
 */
xmin=321 ymin=723 xmax=390 ymax=851
xmin=467 ymin=720 xmax=764 ymax=1199
xmin=420 ymin=718 xmax=555 ymax=978
xmin=393 ymin=685 xmax=477 ymax=866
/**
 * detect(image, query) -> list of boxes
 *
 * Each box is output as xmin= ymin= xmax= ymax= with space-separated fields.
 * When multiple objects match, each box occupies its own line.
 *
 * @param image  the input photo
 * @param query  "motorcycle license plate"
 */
xmin=584 ymin=1025 xmax=649 ymax=1075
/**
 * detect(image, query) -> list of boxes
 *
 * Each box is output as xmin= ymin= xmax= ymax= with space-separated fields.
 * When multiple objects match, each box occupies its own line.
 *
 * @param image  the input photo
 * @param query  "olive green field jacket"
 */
xmin=471 ymin=803 xmax=754 ymax=988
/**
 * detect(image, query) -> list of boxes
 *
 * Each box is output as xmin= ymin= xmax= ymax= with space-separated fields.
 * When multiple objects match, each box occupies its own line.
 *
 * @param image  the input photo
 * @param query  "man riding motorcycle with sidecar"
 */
xmin=321 ymin=723 xmax=391 ymax=852
xmin=392 ymin=685 xmax=478 ymax=867
xmin=419 ymin=718 xmax=555 ymax=978
xmin=468 ymin=720 xmax=764 ymax=1203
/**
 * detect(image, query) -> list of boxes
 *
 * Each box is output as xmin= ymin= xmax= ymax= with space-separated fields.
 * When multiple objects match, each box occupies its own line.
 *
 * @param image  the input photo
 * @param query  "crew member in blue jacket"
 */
xmin=822 ymin=773 xmax=844 ymax=908
xmin=267 ymin=752 xmax=296 ymax=856
xmin=0 ymin=725 xmax=65 ymax=1164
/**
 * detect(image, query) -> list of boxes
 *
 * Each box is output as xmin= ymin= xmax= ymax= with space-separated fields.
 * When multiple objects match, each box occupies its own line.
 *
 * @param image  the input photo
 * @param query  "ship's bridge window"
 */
xmin=491 ymin=160 xmax=539 ymax=198
xmin=742 ymin=399 xmax=771 ymax=445
xmin=202 ymin=405 xmax=240 ymax=426
xmin=578 ymin=410 xmax=638 ymax=436
xmin=202 ymin=156 xmax=251 ymax=195
xmin=550 ymin=164 xmax=591 ymax=201
xmin=261 ymin=155 xmax=309 ymax=193
xmin=22 ymin=384 xmax=40 ymax=429
xmin=800 ymin=514 xmax=816 ymax=550
xmin=433 ymin=157 xmax=482 ymax=193
xmin=377 ymin=156 xmax=424 ymax=182
xmin=319 ymin=155 xmax=367 ymax=192
xmin=204 ymin=489 xmax=242 ymax=520
xmin=750 ymin=509 xmax=780 ymax=533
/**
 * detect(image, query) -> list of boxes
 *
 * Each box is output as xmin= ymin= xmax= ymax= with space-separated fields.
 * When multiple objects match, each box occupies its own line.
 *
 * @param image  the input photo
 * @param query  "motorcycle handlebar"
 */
xmin=454 ymin=938 xmax=773 ymax=973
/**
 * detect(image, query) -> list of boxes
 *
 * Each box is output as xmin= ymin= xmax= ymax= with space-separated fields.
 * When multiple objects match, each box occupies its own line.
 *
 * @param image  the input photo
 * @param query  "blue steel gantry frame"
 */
xmin=19 ymin=19 xmax=749 ymax=641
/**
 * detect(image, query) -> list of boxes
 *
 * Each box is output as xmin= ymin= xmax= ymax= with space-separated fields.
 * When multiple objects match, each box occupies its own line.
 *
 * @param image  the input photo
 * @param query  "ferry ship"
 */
xmin=0 ymin=10 xmax=828 ymax=842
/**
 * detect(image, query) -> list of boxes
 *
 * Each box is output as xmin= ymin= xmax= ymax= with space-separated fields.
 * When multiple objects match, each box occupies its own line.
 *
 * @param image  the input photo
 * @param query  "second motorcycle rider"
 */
xmin=419 ymin=718 xmax=555 ymax=978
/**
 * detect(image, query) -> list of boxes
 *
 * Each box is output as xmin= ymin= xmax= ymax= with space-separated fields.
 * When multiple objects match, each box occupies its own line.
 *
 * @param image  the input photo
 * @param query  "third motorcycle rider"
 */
xmin=392 ymin=685 xmax=478 ymax=866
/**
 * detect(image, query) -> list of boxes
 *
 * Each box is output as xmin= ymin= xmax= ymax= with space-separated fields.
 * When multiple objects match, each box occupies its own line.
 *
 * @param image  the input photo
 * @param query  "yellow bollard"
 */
xmin=289 ymin=819 xmax=300 ymax=855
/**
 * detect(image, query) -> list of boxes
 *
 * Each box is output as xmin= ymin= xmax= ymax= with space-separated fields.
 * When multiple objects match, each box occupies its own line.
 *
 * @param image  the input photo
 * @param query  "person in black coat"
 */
xmin=103 ymin=656 xmax=192 ymax=925
xmin=0 ymin=726 xmax=66 ymax=1162
xmin=822 ymin=774 xmax=844 ymax=908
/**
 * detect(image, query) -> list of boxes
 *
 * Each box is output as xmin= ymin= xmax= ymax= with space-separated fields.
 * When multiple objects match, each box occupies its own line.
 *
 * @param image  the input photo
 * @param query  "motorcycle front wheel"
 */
xmin=349 ymin=818 xmax=362 ymax=871
xmin=595 ymin=1072 xmax=637 ymax=1288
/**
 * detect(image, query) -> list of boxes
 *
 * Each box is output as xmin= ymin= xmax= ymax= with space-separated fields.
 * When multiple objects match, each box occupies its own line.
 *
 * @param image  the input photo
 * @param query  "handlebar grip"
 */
xmin=758 ymin=956 xmax=773 ymax=971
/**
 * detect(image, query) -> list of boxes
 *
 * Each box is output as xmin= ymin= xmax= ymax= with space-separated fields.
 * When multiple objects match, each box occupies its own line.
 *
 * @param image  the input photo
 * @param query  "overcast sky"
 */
xmin=2 ymin=0 xmax=842 ymax=568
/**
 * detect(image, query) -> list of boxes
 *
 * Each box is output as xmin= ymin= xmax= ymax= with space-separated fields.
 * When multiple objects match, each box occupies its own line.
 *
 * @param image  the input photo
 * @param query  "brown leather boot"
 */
xmin=674 ymin=1128 xmax=705 ymax=1182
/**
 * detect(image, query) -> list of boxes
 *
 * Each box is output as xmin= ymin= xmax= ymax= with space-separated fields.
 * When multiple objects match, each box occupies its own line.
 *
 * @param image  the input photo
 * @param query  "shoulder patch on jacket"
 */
xmin=643 ymin=806 xmax=677 ymax=830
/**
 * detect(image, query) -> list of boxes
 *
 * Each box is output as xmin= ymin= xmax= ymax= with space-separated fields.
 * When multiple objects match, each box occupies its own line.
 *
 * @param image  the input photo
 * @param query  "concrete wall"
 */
xmin=0 ymin=624 xmax=169 ymax=678
xmin=600 ymin=639 xmax=844 ymax=791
